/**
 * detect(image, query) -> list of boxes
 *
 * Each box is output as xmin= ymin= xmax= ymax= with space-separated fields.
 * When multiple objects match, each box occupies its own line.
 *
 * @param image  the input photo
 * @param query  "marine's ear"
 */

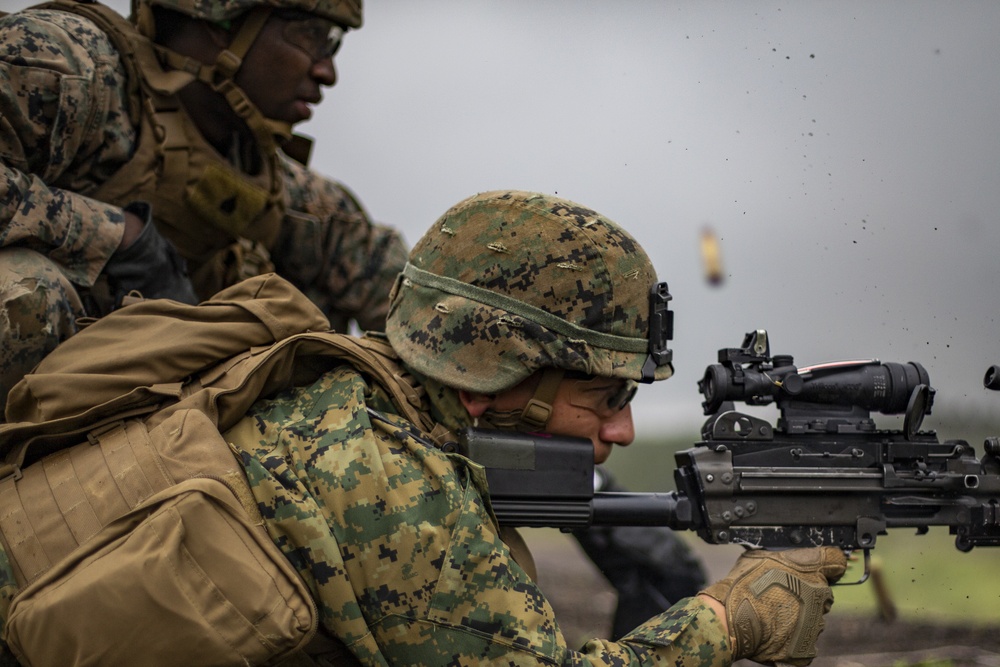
xmin=457 ymin=389 xmax=495 ymax=418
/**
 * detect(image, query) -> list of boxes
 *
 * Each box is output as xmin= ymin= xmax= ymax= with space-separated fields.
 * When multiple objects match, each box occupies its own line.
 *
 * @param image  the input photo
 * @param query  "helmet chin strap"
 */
xmin=143 ymin=6 xmax=292 ymax=151
xmin=479 ymin=368 xmax=564 ymax=432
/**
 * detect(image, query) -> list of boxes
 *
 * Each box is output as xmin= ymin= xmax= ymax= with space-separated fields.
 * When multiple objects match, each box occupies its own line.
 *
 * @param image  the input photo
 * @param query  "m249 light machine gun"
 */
xmin=681 ymin=329 xmax=1000 ymax=555
xmin=459 ymin=330 xmax=1000 ymax=574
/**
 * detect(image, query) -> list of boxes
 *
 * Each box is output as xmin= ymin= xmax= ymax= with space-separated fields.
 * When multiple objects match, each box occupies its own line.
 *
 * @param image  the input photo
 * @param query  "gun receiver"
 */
xmin=462 ymin=329 xmax=1000 ymax=559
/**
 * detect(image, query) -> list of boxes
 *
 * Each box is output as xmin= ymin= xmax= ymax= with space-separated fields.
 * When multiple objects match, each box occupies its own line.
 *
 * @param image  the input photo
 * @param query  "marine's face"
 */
xmin=468 ymin=372 xmax=637 ymax=465
xmin=544 ymin=374 xmax=638 ymax=464
xmin=235 ymin=10 xmax=342 ymax=125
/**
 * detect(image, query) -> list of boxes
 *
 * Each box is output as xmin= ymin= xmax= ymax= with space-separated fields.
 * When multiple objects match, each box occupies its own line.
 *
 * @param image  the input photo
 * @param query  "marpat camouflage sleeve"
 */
xmin=226 ymin=367 xmax=733 ymax=666
xmin=275 ymin=156 xmax=407 ymax=332
xmin=0 ymin=9 xmax=135 ymax=286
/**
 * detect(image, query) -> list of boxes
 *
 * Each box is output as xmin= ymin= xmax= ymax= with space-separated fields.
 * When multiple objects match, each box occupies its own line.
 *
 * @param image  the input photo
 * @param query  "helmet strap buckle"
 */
xmin=518 ymin=368 xmax=564 ymax=431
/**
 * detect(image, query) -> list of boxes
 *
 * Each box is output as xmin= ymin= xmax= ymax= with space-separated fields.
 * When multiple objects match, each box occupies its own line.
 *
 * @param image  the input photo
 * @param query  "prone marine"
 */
xmin=232 ymin=190 xmax=847 ymax=664
xmin=0 ymin=191 xmax=846 ymax=667
xmin=0 ymin=190 xmax=846 ymax=665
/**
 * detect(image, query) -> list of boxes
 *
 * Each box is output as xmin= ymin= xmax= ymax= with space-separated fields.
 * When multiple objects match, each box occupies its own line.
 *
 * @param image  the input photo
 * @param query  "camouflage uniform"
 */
xmin=226 ymin=367 xmax=732 ymax=666
xmin=0 ymin=6 xmax=406 ymax=412
xmin=224 ymin=191 xmax=731 ymax=665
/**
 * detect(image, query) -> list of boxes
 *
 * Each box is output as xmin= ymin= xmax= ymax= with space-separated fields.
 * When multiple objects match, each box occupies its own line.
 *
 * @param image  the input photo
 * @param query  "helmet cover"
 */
xmin=385 ymin=190 xmax=674 ymax=394
xmin=139 ymin=0 xmax=362 ymax=28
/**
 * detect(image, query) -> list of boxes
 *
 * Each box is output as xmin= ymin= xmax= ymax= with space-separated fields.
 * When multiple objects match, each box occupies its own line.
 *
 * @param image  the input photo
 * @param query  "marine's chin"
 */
xmin=291 ymin=100 xmax=313 ymax=122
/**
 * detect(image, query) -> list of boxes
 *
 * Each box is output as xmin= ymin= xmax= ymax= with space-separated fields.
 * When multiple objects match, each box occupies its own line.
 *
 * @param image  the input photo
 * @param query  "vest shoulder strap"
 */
xmin=153 ymin=331 xmax=434 ymax=439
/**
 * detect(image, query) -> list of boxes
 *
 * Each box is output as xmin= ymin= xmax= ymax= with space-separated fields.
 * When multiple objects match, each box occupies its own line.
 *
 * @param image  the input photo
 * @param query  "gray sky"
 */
xmin=10 ymin=1 xmax=1000 ymax=436
xmin=324 ymin=1 xmax=1000 ymax=436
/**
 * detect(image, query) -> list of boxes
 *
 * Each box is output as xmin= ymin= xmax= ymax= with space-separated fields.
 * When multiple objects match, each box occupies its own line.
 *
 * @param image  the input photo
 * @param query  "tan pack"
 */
xmin=0 ymin=274 xmax=427 ymax=665
xmin=1 ymin=410 xmax=316 ymax=666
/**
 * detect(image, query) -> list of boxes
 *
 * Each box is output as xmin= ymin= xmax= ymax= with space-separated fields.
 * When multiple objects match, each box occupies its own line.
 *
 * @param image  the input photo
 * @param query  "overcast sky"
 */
xmin=10 ymin=1 xmax=1000 ymax=438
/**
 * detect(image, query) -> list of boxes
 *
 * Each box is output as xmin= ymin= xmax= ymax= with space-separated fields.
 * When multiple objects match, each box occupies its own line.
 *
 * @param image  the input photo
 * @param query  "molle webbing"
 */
xmin=0 ymin=416 xmax=253 ymax=589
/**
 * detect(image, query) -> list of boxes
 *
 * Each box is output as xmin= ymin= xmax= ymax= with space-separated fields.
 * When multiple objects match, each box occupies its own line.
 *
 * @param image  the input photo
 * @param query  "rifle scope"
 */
xmin=699 ymin=358 xmax=930 ymax=416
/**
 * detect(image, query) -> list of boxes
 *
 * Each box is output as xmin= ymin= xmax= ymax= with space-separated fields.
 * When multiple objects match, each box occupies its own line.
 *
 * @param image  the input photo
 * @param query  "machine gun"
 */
xmin=456 ymin=330 xmax=1000 ymax=575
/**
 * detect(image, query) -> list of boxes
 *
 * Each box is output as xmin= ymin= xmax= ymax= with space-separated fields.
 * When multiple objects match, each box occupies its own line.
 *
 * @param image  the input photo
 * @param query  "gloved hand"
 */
xmin=699 ymin=547 xmax=847 ymax=666
xmin=103 ymin=202 xmax=199 ymax=307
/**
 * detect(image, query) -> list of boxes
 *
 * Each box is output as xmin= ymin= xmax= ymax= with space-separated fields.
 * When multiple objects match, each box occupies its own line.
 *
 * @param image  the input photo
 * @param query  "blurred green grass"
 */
xmin=830 ymin=527 xmax=1000 ymax=624
xmin=605 ymin=414 xmax=1000 ymax=625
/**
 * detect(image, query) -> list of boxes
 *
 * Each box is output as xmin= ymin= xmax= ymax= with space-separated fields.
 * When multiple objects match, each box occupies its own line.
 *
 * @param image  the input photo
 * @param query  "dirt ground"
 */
xmin=525 ymin=530 xmax=1000 ymax=667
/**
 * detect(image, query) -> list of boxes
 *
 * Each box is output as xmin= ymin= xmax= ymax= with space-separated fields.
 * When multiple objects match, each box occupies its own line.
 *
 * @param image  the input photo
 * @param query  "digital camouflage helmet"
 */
xmin=386 ymin=190 xmax=674 ymax=397
xmin=134 ymin=0 xmax=362 ymax=28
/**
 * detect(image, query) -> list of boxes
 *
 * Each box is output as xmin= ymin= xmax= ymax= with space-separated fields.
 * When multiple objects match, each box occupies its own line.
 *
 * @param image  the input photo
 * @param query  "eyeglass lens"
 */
xmin=283 ymin=19 xmax=344 ymax=61
xmin=568 ymin=377 xmax=638 ymax=417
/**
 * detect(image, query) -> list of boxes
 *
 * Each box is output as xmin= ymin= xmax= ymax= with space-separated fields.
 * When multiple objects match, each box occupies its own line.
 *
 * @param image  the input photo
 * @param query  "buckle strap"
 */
xmin=519 ymin=368 xmax=564 ymax=431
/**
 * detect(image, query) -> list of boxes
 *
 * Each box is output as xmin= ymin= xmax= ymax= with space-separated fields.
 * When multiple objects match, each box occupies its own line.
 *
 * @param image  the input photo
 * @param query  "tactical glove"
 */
xmin=103 ymin=203 xmax=199 ymax=308
xmin=699 ymin=547 xmax=847 ymax=666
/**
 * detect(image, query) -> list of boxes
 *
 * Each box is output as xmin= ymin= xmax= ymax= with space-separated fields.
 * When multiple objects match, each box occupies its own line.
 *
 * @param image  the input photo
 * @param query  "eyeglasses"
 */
xmin=274 ymin=10 xmax=344 ymax=62
xmin=565 ymin=374 xmax=638 ymax=418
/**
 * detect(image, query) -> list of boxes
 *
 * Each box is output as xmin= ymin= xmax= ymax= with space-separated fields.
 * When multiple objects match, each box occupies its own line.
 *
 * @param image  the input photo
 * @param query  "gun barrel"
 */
xmin=592 ymin=491 xmax=692 ymax=527
xmin=489 ymin=492 xmax=693 ymax=530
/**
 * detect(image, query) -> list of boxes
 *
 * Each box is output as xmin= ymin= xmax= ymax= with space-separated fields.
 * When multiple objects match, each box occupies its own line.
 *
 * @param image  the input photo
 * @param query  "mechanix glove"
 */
xmin=699 ymin=547 xmax=847 ymax=666
xmin=103 ymin=202 xmax=199 ymax=308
